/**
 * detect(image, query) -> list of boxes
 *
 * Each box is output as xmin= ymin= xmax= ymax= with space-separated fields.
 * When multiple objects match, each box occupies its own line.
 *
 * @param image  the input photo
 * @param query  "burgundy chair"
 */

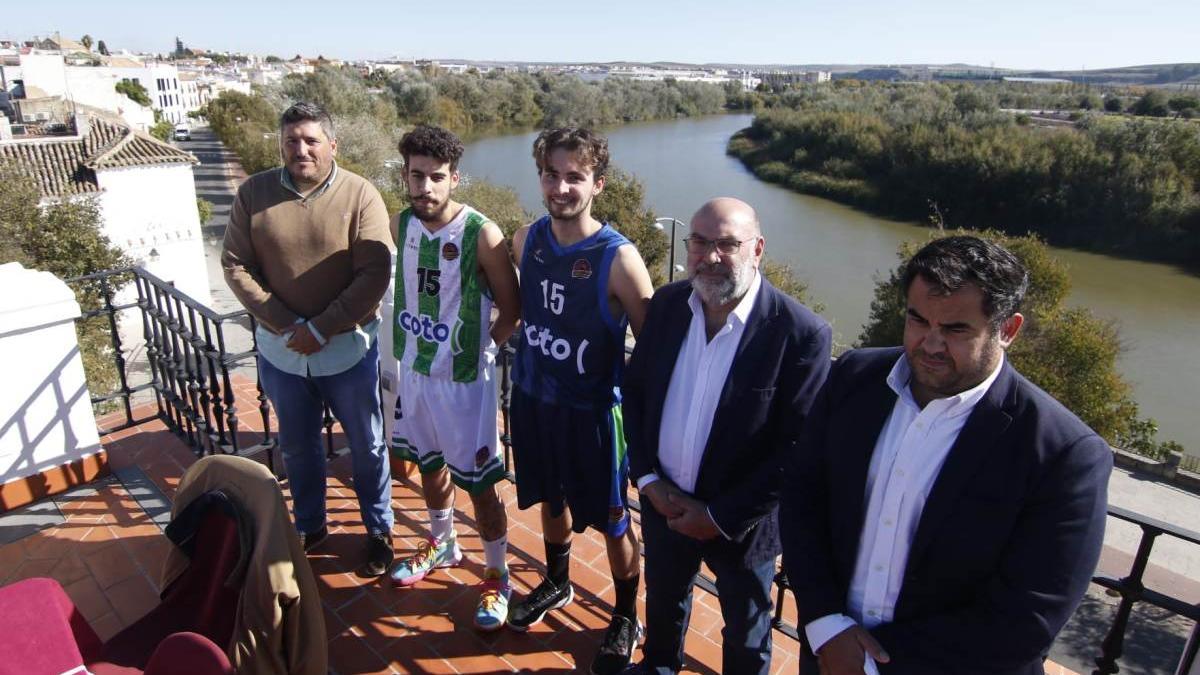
xmin=0 ymin=577 xmax=232 ymax=675
xmin=92 ymin=494 xmax=244 ymax=672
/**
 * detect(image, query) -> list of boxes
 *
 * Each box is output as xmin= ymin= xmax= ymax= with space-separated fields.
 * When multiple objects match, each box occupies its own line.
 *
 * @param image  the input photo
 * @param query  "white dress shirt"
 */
xmin=637 ymin=271 xmax=762 ymax=513
xmin=804 ymin=353 xmax=1005 ymax=662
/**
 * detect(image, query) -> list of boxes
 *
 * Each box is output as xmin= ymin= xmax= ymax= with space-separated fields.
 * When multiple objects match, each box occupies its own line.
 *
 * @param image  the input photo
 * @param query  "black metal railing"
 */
xmin=70 ymin=266 xmax=1198 ymax=670
xmin=68 ymin=267 xmax=274 ymax=459
xmin=1091 ymin=506 xmax=1200 ymax=674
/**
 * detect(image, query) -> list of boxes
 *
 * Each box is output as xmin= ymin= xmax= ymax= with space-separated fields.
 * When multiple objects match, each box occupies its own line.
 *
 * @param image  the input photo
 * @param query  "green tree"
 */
xmin=1168 ymin=95 xmax=1199 ymax=116
xmin=150 ymin=122 xmax=174 ymax=142
xmin=391 ymin=80 xmax=439 ymax=123
xmin=80 ymin=34 xmax=93 ymax=51
xmin=1078 ymin=93 xmax=1102 ymax=110
xmin=265 ymin=55 xmax=283 ymax=64
xmin=201 ymin=91 xmax=281 ymax=174
xmin=1103 ymin=96 xmax=1123 ymax=112
xmin=115 ymin=79 xmax=151 ymax=107
xmin=592 ymin=168 xmax=668 ymax=287
xmin=761 ymin=256 xmax=823 ymax=313
xmin=953 ymin=87 xmax=996 ymax=116
xmin=0 ymin=165 xmax=132 ymax=406
xmin=456 ymin=179 xmax=531 ymax=241
xmin=858 ymin=229 xmax=1178 ymax=457
xmin=97 ymin=40 xmax=109 ymax=56
xmin=1131 ymin=90 xmax=1170 ymax=117
xmin=196 ymin=198 xmax=213 ymax=225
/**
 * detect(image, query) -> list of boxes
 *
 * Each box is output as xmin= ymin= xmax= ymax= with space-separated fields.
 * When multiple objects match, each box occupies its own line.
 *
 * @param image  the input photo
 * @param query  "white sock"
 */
xmin=429 ymin=507 xmax=454 ymax=543
xmin=483 ymin=535 xmax=508 ymax=574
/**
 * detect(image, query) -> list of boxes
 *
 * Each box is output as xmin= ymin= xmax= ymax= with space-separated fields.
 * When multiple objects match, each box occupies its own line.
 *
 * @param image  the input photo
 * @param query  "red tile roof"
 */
xmin=0 ymin=115 xmax=196 ymax=198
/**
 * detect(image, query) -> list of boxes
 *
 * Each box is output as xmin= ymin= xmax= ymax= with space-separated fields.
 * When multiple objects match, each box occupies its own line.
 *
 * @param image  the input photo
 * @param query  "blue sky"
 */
xmin=6 ymin=0 xmax=1197 ymax=71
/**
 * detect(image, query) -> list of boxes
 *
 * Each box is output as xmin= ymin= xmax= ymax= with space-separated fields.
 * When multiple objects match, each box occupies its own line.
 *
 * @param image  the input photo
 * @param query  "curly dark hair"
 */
xmin=902 ymin=236 xmax=1029 ymax=328
xmin=399 ymin=125 xmax=465 ymax=171
xmin=532 ymin=127 xmax=610 ymax=178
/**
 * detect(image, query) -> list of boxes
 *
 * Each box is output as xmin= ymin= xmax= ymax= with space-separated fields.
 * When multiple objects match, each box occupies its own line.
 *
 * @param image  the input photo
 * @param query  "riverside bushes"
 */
xmin=728 ymin=82 xmax=1200 ymax=268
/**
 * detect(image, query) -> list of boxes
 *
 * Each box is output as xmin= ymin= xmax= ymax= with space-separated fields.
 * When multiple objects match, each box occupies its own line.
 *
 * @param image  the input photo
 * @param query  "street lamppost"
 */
xmin=652 ymin=216 xmax=687 ymax=282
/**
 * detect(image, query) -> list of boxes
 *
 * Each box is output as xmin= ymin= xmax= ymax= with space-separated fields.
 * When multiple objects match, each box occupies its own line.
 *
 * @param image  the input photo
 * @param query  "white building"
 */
xmin=196 ymin=76 xmax=252 ymax=108
xmin=368 ymin=62 xmax=411 ymax=75
xmin=245 ymin=64 xmax=285 ymax=87
xmin=109 ymin=62 xmax=192 ymax=124
xmin=607 ymin=65 xmax=749 ymax=87
xmin=0 ymin=111 xmax=209 ymax=305
xmin=179 ymin=72 xmax=202 ymax=111
xmin=1 ymin=52 xmax=157 ymax=132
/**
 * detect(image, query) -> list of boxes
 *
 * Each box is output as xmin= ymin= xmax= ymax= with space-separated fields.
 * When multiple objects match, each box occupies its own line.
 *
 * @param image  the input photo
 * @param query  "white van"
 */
xmin=173 ymin=124 xmax=190 ymax=141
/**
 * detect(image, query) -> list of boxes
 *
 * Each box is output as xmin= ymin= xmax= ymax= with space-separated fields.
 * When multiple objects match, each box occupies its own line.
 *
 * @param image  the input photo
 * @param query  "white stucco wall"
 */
xmin=118 ymin=103 xmax=156 ymax=133
xmin=96 ymin=163 xmax=210 ymax=305
xmin=0 ymin=263 xmax=102 ymax=487
xmin=95 ymin=163 xmax=211 ymax=391
xmin=64 ymin=66 xmax=124 ymax=112
xmin=17 ymin=53 xmax=68 ymax=98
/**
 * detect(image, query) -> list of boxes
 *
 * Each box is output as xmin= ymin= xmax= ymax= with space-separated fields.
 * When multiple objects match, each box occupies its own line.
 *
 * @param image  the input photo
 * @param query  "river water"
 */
xmin=458 ymin=113 xmax=1200 ymax=456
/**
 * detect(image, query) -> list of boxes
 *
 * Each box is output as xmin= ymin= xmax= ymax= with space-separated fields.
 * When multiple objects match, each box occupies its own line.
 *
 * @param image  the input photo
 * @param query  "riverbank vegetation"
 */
xmin=205 ymin=65 xmax=732 ymax=179
xmin=860 ymin=229 xmax=1182 ymax=460
xmin=201 ymin=65 xmax=817 ymax=299
xmin=727 ymin=81 xmax=1200 ymax=268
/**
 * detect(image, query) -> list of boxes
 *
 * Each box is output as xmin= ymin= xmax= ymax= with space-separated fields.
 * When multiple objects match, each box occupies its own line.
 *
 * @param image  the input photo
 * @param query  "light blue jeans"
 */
xmin=258 ymin=341 xmax=393 ymax=536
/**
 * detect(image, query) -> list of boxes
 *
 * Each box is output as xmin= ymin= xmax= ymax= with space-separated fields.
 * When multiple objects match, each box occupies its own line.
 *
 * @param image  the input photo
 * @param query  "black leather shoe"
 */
xmin=300 ymin=525 xmax=328 ymax=552
xmin=362 ymin=532 xmax=394 ymax=577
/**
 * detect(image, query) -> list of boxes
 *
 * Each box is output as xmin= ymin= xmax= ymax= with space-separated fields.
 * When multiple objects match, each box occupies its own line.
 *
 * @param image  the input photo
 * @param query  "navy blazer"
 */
xmin=623 ymin=278 xmax=832 ymax=563
xmin=781 ymin=347 xmax=1112 ymax=675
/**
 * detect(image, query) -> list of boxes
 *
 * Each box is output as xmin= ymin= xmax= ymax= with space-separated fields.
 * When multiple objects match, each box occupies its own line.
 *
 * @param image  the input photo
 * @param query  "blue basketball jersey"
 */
xmin=512 ymin=216 xmax=631 ymax=409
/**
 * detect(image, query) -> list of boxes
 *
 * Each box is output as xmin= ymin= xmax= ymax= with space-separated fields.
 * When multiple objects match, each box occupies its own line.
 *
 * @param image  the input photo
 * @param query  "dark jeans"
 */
xmin=640 ymin=503 xmax=775 ymax=675
xmin=258 ymin=341 xmax=393 ymax=536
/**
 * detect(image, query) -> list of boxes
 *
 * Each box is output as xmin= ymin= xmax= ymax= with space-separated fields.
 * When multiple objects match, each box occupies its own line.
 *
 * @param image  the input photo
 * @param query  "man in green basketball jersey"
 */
xmin=386 ymin=125 xmax=522 ymax=631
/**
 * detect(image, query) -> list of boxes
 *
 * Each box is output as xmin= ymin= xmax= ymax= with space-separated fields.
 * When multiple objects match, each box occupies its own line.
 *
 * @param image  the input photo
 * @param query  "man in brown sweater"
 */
xmin=222 ymin=101 xmax=396 ymax=576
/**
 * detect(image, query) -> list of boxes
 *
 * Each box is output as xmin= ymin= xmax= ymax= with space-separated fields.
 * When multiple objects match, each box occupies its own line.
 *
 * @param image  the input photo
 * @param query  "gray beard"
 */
xmin=692 ymin=258 xmax=754 ymax=308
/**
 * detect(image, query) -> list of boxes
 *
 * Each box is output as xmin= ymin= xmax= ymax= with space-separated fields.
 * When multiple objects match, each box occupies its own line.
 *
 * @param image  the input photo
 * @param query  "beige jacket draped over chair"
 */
xmin=165 ymin=455 xmax=327 ymax=675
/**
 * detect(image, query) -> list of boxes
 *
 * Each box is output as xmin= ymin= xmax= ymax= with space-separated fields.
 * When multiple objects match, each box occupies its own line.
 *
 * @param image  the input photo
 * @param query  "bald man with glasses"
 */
xmin=622 ymin=198 xmax=833 ymax=674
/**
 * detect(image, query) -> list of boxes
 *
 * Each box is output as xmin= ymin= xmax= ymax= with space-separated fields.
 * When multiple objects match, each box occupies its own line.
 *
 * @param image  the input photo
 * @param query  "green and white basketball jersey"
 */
xmin=393 ymin=205 xmax=496 ymax=382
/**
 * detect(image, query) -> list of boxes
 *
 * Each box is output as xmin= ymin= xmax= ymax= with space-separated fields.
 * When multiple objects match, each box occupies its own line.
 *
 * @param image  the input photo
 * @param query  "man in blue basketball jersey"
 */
xmin=507 ymin=127 xmax=654 ymax=675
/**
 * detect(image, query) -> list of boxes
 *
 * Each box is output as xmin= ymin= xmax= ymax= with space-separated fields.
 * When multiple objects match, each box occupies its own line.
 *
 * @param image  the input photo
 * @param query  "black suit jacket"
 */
xmin=781 ymin=347 xmax=1112 ymax=674
xmin=624 ymin=278 xmax=832 ymax=563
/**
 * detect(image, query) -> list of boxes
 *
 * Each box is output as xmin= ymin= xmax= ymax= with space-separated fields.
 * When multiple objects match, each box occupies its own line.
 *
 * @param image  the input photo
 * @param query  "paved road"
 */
xmin=179 ymin=126 xmax=237 ymax=235
xmin=178 ymin=127 xmax=255 ymax=357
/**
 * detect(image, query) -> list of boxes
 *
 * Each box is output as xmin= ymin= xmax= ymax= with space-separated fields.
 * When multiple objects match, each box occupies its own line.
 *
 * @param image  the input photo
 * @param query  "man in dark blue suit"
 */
xmin=781 ymin=236 xmax=1112 ymax=675
xmin=623 ymin=198 xmax=833 ymax=674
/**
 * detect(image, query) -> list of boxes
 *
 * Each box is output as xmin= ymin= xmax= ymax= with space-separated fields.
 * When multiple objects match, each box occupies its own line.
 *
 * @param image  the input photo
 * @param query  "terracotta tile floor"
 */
xmin=0 ymin=391 xmax=1081 ymax=674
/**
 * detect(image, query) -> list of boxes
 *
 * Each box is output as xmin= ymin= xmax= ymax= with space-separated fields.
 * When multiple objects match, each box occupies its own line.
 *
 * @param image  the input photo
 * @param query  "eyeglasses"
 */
xmin=683 ymin=235 xmax=753 ymax=256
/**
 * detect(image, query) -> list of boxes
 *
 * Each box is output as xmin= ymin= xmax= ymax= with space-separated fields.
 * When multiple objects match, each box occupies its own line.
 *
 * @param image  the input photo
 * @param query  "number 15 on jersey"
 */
xmin=540 ymin=280 xmax=565 ymax=315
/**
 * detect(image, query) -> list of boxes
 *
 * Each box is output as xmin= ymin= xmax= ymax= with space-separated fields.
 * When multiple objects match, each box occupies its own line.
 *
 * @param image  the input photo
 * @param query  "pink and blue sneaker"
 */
xmin=474 ymin=568 xmax=512 ymax=631
xmin=389 ymin=533 xmax=463 ymax=587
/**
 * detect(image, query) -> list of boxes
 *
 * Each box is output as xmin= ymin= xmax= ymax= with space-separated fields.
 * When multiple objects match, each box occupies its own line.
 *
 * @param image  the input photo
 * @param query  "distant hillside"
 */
xmin=1018 ymin=63 xmax=1200 ymax=86
xmin=412 ymin=58 xmax=1200 ymax=85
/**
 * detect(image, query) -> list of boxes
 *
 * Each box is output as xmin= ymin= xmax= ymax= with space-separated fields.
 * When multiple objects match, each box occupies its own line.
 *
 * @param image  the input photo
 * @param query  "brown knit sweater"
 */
xmin=222 ymin=167 xmax=392 ymax=337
